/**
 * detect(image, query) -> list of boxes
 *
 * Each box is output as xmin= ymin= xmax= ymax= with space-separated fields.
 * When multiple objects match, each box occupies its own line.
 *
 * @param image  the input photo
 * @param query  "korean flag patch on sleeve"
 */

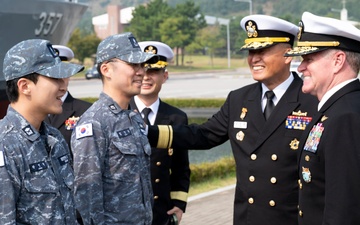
xmin=76 ymin=123 xmax=93 ymax=139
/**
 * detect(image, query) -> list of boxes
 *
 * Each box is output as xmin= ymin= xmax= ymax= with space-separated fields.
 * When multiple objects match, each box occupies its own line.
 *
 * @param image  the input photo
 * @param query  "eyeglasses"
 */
xmin=107 ymin=59 xmax=145 ymax=72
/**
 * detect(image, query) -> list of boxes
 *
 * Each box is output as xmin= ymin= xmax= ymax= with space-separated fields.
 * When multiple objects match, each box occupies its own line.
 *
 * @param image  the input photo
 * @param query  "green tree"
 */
xmin=68 ymin=28 xmax=101 ymax=63
xmin=127 ymin=0 xmax=171 ymax=41
xmin=128 ymin=0 xmax=206 ymax=66
xmin=193 ymin=25 xmax=226 ymax=67
xmin=159 ymin=16 xmax=190 ymax=66
xmin=172 ymin=1 xmax=206 ymax=66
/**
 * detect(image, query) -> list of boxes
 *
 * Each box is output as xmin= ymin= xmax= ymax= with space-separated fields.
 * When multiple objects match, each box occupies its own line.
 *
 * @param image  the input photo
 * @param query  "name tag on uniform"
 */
xmin=30 ymin=161 xmax=48 ymax=173
xmin=117 ymin=128 xmax=132 ymax=138
xmin=58 ymin=154 xmax=70 ymax=166
xmin=234 ymin=121 xmax=247 ymax=129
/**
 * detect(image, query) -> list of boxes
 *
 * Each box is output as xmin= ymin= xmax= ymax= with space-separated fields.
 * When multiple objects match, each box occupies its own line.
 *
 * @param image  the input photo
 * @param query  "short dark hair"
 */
xmin=6 ymin=73 xmax=39 ymax=102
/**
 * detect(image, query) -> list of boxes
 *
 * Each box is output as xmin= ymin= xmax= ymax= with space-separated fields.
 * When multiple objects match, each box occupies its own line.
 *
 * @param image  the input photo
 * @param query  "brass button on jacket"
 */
xmin=269 ymin=200 xmax=276 ymax=207
xmin=270 ymin=177 xmax=277 ymax=184
xmin=251 ymin=154 xmax=257 ymax=160
xmin=271 ymin=154 xmax=278 ymax=161
xmin=249 ymin=176 xmax=255 ymax=182
xmin=248 ymin=198 xmax=254 ymax=204
xmin=299 ymin=210 xmax=303 ymax=217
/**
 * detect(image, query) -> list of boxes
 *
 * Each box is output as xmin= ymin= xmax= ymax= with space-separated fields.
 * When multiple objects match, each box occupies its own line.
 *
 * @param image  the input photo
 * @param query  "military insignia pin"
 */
xmin=302 ymin=167 xmax=311 ymax=183
xmin=321 ymin=115 xmax=328 ymax=122
xmin=144 ymin=45 xmax=158 ymax=54
xmin=297 ymin=21 xmax=304 ymax=40
xmin=65 ymin=116 xmax=80 ymax=130
xmin=109 ymin=104 xmax=117 ymax=111
xmin=289 ymin=138 xmax=300 ymax=150
xmin=245 ymin=20 xmax=258 ymax=38
xmin=168 ymin=148 xmax=173 ymax=156
xmin=240 ymin=108 xmax=247 ymax=120
xmin=236 ymin=131 xmax=245 ymax=141
xmin=22 ymin=125 xmax=35 ymax=136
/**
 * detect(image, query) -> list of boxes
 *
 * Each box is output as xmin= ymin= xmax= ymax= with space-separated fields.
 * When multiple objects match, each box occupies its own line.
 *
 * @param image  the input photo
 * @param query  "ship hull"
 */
xmin=0 ymin=0 xmax=88 ymax=117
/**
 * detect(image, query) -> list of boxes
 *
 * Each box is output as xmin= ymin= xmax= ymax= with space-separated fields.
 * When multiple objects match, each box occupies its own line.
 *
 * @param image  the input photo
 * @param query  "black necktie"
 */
xmin=264 ymin=90 xmax=275 ymax=120
xmin=142 ymin=108 xmax=152 ymax=125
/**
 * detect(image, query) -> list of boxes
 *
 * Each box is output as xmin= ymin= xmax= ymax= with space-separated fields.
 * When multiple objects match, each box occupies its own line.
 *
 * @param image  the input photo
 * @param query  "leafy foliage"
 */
xmin=190 ymin=157 xmax=236 ymax=183
xmin=127 ymin=0 xmax=171 ymax=41
xmin=68 ymin=29 xmax=101 ymax=63
xmin=74 ymin=0 xmax=360 ymax=63
xmin=126 ymin=0 xmax=206 ymax=66
xmin=82 ymin=0 xmax=360 ymax=24
xmin=193 ymin=25 xmax=226 ymax=67
xmin=162 ymin=98 xmax=225 ymax=108
xmin=81 ymin=97 xmax=226 ymax=107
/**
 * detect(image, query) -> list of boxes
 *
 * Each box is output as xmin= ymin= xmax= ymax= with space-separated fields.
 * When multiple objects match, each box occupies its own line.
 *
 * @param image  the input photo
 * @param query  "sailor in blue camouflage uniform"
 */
xmin=71 ymin=32 xmax=159 ymax=225
xmin=0 ymin=39 xmax=84 ymax=224
xmin=286 ymin=12 xmax=360 ymax=225
xmin=131 ymin=41 xmax=191 ymax=225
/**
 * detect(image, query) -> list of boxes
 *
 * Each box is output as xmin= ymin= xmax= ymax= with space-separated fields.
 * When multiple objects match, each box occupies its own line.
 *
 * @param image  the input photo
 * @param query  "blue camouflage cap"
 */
xmin=3 ymin=39 xmax=84 ymax=81
xmin=96 ymin=32 xmax=159 ymax=64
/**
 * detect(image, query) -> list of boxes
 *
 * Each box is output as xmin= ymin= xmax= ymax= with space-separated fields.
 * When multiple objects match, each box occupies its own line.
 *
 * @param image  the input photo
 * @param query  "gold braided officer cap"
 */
xmin=240 ymin=14 xmax=298 ymax=51
xmin=139 ymin=41 xmax=174 ymax=69
xmin=52 ymin=45 xmax=74 ymax=62
xmin=285 ymin=12 xmax=360 ymax=56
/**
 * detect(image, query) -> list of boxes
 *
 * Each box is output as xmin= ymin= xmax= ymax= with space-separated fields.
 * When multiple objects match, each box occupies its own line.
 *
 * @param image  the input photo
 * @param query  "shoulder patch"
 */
xmin=75 ymin=123 xmax=93 ymax=139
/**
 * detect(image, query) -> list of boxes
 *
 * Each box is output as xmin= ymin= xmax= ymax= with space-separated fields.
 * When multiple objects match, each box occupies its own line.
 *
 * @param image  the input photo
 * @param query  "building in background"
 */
xmin=92 ymin=5 xmax=135 ymax=39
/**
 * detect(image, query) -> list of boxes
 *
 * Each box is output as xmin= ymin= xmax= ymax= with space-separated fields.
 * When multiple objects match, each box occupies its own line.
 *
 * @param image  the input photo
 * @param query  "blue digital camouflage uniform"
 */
xmin=0 ymin=106 xmax=77 ymax=225
xmin=71 ymin=92 xmax=153 ymax=225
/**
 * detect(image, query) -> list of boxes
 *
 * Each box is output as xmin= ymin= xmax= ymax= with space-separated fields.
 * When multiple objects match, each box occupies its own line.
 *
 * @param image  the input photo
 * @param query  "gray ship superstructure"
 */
xmin=0 ymin=0 xmax=87 ymax=117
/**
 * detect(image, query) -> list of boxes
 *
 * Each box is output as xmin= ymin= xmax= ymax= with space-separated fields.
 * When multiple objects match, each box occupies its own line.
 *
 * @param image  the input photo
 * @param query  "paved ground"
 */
xmin=181 ymin=185 xmax=235 ymax=225
xmin=68 ymin=68 xmax=255 ymax=99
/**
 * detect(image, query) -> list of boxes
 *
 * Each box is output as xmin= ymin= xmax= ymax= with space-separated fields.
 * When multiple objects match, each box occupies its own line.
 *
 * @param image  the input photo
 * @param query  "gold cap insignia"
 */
xmin=245 ymin=20 xmax=258 ymax=38
xmin=144 ymin=45 xmax=157 ymax=54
